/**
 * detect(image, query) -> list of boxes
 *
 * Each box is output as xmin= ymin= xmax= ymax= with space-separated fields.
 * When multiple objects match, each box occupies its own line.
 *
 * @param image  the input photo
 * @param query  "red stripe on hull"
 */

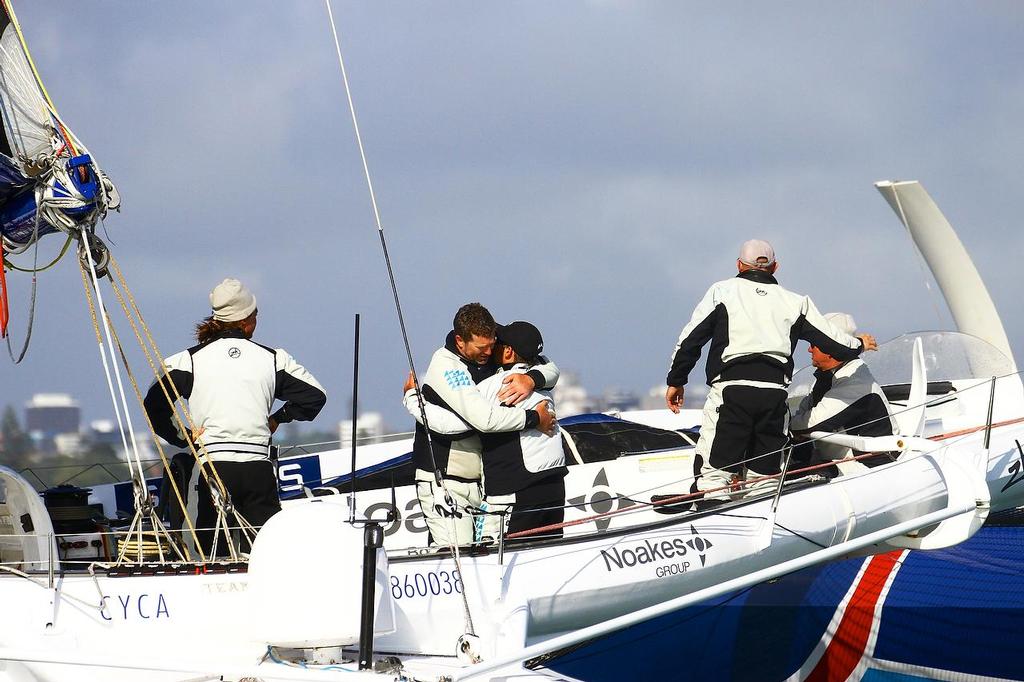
xmin=806 ymin=551 xmax=902 ymax=682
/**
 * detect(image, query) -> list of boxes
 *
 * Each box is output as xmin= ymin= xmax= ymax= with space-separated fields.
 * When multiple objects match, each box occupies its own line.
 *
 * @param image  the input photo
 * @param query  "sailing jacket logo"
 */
xmin=443 ymin=369 xmax=472 ymax=390
xmin=227 ymin=347 xmax=241 ymax=359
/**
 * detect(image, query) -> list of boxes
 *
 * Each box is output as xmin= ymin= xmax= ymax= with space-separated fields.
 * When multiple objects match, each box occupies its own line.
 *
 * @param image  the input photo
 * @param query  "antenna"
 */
xmin=322 ymin=0 xmax=445 ymax=489
xmin=349 ymin=313 xmax=360 ymax=524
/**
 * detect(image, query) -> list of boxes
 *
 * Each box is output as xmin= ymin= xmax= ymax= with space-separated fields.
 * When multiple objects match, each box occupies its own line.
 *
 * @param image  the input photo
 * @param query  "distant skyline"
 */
xmin=2 ymin=2 xmax=1022 ymax=437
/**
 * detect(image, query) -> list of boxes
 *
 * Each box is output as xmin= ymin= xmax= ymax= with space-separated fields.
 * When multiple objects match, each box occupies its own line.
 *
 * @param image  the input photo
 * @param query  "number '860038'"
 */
xmin=390 ymin=570 xmax=462 ymax=599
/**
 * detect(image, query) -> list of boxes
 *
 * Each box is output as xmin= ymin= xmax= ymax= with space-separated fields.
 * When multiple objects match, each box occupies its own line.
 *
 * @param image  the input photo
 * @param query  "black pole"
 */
xmin=984 ymin=375 xmax=997 ymax=450
xmin=350 ymin=313 xmax=360 ymax=524
xmin=358 ymin=521 xmax=384 ymax=670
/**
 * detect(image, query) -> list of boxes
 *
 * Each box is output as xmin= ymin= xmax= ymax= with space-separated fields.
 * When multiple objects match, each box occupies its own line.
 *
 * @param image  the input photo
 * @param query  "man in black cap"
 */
xmin=405 ymin=319 xmax=566 ymax=541
xmin=403 ymin=303 xmax=558 ymax=546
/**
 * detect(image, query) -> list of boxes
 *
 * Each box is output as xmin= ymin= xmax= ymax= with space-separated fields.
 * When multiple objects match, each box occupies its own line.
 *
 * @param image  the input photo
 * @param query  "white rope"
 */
xmin=79 ymin=227 xmax=147 ymax=491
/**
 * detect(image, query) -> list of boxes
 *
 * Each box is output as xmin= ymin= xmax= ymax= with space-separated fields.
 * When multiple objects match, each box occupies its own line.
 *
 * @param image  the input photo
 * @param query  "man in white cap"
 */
xmin=789 ymin=312 xmax=898 ymax=474
xmin=665 ymin=240 xmax=878 ymax=503
xmin=144 ymin=278 xmax=327 ymax=555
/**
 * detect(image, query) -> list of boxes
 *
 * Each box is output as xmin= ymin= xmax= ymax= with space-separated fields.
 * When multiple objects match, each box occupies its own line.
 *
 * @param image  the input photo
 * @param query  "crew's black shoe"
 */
xmin=694 ymin=498 xmax=728 ymax=512
xmin=651 ymin=494 xmax=695 ymax=515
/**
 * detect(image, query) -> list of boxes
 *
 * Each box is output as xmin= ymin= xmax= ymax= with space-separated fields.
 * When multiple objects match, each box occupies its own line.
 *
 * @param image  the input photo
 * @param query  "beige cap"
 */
xmin=825 ymin=312 xmax=857 ymax=336
xmin=210 ymin=278 xmax=256 ymax=322
xmin=738 ymin=239 xmax=776 ymax=268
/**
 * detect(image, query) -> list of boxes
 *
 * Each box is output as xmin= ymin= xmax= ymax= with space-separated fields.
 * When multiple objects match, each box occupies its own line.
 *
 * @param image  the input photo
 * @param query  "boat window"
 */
xmin=880 ymin=381 xmax=955 ymax=403
xmin=561 ymin=420 xmax=691 ymax=464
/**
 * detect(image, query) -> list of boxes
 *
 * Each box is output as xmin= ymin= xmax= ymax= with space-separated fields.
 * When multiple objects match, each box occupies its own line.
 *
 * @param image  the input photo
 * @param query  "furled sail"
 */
xmin=0 ymin=0 xmax=119 ymax=340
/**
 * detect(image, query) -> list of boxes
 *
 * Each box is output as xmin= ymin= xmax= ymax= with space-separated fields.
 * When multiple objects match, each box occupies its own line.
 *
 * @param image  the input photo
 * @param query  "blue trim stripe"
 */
xmin=279 ymin=452 xmax=412 ymax=500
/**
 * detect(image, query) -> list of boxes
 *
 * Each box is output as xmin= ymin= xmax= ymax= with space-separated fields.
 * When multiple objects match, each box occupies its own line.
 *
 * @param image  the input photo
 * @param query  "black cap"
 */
xmin=495 ymin=321 xmax=544 ymax=362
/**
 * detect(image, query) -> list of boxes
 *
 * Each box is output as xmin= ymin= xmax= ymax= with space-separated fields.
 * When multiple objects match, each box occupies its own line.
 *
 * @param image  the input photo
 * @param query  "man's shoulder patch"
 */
xmin=443 ymin=368 xmax=472 ymax=390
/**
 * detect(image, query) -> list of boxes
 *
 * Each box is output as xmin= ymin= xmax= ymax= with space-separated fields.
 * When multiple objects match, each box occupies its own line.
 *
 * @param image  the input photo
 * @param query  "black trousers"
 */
xmin=196 ymin=459 xmax=280 ymax=556
xmin=706 ymin=383 xmax=788 ymax=476
xmin=507 ymin=472 xmax=567 ymax=539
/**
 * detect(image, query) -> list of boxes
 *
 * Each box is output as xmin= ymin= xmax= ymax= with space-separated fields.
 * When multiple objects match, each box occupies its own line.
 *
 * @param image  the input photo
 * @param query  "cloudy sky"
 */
xmin=2 ymin=1 xmax=1022 ymax=435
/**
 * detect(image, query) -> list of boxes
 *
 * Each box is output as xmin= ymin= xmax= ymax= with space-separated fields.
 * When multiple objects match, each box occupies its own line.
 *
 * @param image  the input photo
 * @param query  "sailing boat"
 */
xmin=0 ymin=180 xmax=1015 ymax=682
xmin=0 ymin=1 xmax=1020 ymax=680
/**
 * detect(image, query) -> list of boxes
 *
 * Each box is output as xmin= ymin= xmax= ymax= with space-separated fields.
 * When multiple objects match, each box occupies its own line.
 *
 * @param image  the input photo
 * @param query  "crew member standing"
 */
xmin=665 ymin=240 xmax=877 ymax=501
xmin=144 ymin=278 xmax=327 ymax=555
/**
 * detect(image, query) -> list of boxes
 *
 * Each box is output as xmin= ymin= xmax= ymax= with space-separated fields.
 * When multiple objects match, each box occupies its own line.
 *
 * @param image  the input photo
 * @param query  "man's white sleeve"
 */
xmin=790 ymin=393 xmax=814 ymax=431
xmin=403 ymin=390 xmax=471 ymax=435
xmin=798 ymin=298 xmax=862 ymax=361
xmin=426 ymin=363 xmax=527 ymax=433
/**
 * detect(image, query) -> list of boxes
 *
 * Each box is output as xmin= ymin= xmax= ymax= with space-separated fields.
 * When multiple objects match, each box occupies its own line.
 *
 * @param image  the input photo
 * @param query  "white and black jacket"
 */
xmin=144 ymin=329 xmax=327 ymax=462
xmin=406 ymin=364 xmax=565 ymax=495
xmin=410 ymin=331 xmax=559 ymax=481
xmin=667 ymin=270 xmax=864 ymax=388
xmin=790 ymin=358 xmax=897 ymax=462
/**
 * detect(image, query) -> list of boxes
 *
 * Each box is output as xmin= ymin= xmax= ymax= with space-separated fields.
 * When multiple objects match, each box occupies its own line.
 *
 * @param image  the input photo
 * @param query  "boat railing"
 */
xmin=0 ymin=525 xmax=262 ymax=580
xmin=276 ymin=430 xmax=415 ymax=459
xmin=17 ymin=459 xmax=163 ymax=491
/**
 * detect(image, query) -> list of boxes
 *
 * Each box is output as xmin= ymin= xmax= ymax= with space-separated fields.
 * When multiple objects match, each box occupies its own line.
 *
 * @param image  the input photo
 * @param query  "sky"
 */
xmin=2 ymin=1 xmax=1023 ymax=437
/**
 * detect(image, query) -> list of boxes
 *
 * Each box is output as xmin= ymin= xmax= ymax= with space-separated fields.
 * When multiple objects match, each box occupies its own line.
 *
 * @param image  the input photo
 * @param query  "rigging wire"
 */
xmin=78 ymin=228 xmax=145 ymax=485
xmin=322 ymin=0 xmax=477 ymax=640
xmin=1 ymin=233 xmax=73 ymax=273
xmin=4 ymin=203 xmax=42 ymax=362
xmin=321 ymin=0 xmax=442 ymax=480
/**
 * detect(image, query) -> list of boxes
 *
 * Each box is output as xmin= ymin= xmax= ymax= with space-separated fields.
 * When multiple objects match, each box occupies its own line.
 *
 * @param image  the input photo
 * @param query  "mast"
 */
xmin=875 ymin=180 xmax=1016 ymax=370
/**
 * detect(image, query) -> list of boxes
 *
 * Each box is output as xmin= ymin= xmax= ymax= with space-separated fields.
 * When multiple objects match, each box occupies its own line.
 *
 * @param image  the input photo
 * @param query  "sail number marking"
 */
xmin=390 ymin=569 xmax=462 ymax=599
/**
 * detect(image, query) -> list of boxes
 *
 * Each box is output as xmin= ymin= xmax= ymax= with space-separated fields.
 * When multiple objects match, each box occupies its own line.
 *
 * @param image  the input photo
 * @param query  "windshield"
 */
xmin=865 ymin=331 xmax=1014 ymax=385
xmin=789 ymin=331 xmax=1015 ymax=399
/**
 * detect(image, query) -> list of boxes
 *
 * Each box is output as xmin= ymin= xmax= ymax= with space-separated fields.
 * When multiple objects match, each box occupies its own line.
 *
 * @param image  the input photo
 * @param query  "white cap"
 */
xmin=738 ymin=239 xmax=776 ymax=268
xmin=824 ymin=312 xmax=857 ymax=336
xmin=210 ymin=278 xmax=257 ymax=322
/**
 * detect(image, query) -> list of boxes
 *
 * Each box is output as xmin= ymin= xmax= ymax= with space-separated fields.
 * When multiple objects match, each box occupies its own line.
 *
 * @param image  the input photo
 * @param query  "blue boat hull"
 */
xmin=544 ymin=512 xmax=1024 ymax=681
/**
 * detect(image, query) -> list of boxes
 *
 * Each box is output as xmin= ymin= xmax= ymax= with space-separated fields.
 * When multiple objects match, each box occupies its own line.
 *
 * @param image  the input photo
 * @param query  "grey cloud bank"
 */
xmin=2 ymin=2 xmax=1021 ymax=432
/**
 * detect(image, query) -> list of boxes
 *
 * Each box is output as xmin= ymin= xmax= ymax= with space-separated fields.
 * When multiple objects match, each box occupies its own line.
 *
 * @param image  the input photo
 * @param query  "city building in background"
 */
xmin=340 ymin=411 xmax=385 ymax=446
xmin=24 ymin=393 xmax=80 ymax=454
xmin=88 ymin=420 xmax=122 ymax=447
xmin=552 ymin=372 xmax=597 ymax=417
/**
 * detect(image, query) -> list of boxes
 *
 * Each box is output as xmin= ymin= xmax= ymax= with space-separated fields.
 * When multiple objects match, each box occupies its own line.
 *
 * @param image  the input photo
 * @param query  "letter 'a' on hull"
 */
xmin=875 ymin=180 xmax=1016 ymax=371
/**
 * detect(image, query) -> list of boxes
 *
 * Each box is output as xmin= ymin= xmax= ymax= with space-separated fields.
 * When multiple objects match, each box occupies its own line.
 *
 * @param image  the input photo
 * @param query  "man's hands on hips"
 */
xmin=498 ymin=373 xmax=535 ymax=405
xmin=665 ymin=385 xmax=684 ymax=413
